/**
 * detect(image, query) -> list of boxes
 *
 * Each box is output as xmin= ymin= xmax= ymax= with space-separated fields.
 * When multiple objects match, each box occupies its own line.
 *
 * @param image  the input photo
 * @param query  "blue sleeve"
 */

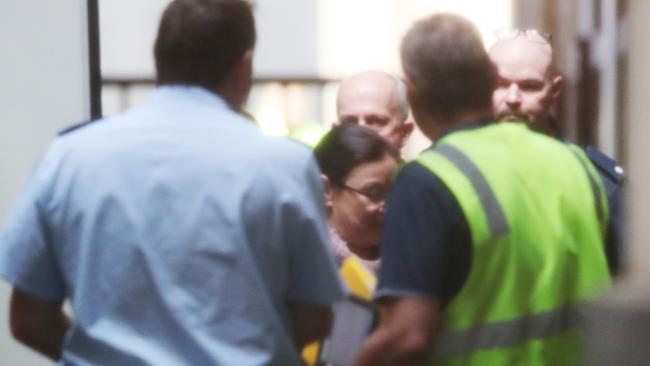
xmin=285 ymin=155 xmax=346 ymax=305
xmin=375 ymin=162 xmax=471 ymax=307
xmin=0 ymin=147 xmax=66 ymax=300
xmin=585 ymin=146 xmax=624 ymax=275
xmin=602 ymin=175 xmax=623 ymax=275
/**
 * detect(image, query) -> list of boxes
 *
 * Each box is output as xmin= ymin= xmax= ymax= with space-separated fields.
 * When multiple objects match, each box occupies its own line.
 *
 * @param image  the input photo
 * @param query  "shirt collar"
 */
xmin=151 ymin=85 xmax=231 ymax=111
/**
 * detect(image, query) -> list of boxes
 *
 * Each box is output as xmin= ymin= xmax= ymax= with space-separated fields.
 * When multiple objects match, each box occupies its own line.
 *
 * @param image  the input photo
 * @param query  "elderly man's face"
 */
xmin=489 ymin=37 xmax=562 ymax=131
xmin=337 ymin=74 xmax=411 ymax=148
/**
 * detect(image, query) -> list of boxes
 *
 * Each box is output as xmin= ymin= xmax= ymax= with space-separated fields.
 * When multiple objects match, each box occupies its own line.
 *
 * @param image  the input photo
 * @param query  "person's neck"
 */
xmin=207 ymin=85 xmax=242 ymax=112
xmin=427 ymin=108 xmax=491 ymax=141
xmin=352 ymin=245 xmax=379 ymax=261
xmin=328 ymin=223 xmax=379 ymax=261
xmin=532 ymin=114 xmax=560 ymax=138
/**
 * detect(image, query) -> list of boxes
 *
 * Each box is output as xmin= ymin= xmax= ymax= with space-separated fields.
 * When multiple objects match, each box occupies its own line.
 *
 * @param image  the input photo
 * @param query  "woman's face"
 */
xmin=328 ymin=154 xmax=398 ymax=260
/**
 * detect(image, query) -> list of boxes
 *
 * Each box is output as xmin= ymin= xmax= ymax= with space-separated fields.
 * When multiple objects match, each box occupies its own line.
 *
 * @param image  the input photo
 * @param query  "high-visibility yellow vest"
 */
xmin=416 ymin=123 xmax=610 ymax=365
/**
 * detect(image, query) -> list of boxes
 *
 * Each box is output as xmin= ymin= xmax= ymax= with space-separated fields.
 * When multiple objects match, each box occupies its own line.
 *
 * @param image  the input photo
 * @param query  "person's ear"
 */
xmin=402 ymin=75 xmax=418 ymax=107
xmin=321 ymin=174 xmax=333 ymax=209
xmin=399 ymin=121 xmax=415 ymax=144
xmin=227 ymin=50 xmax=253 ymax=85
xmin=227 ymin=49 xmax=254 ymax=111
xmin=234 ymin=50 xmax=253 ymax=82
xmin=549 ymin=74 xmax=564 ymax=104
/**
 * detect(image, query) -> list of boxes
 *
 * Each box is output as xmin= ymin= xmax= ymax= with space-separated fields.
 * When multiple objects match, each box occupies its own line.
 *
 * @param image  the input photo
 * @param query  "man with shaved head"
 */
xmin=337 ymin=71 xmax=414 ymax=150
xmin=489 ymin=30 xmax=624 ymax=275
xmin=489 ymin=30 xmax=563 ymax=135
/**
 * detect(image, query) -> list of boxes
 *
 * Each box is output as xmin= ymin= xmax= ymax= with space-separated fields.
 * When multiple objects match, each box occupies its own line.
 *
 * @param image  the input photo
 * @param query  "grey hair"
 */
xmin=392 ymin=75 xmax=410 ymax=122
xmin=337 ymin=71 xmax=411 ymax=123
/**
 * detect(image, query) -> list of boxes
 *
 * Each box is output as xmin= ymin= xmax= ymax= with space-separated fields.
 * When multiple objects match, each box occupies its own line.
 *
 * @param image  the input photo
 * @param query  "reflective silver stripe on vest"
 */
xmin=570 ymin=150 xmax=605 ymax=226
xmin=434 ymin=304 xmax=579 ymax=357
xmin=435 ymin=144 xmax=510 ymax=238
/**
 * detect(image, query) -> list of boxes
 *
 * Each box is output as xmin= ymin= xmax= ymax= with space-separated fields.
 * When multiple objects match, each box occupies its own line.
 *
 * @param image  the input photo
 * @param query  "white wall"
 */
xmin=317 ymin=0 xmax=513 ymax=77
xmin=624 ymin=0 xmax=650 ymax=279
xmin=582 ymin=1 xmax=650 ymax=362
xmin=0 ymin=1 xmax=93 ymax=365
xmin=100 ymin=0 xmax=512 ymax=79
xmin=100 ymin=0 xmax=322 ymax=78
xmin=100 ymin=0 xmax=513 ymax=158
xmin=99 ymin=0 xmax=166 ymax=78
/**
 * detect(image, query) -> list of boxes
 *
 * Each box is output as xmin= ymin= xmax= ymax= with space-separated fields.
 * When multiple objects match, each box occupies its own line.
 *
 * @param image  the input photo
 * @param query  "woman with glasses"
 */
xmin=300 ymin=124 xmax=399 ymax=366
xmin=314 ymin=123 xmax=400 ymax=273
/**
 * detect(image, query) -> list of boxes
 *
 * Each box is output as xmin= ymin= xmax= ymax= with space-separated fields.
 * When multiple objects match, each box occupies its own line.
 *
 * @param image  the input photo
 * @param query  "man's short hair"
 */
xmin=401 ymin=13 xmax=496 ymax=121
xmin=154 ymin=0 xmax=256 ymax=89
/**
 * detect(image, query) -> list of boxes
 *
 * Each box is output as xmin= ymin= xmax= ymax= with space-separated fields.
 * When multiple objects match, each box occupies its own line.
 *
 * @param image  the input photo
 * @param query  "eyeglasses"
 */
xmin=340 ymin=183 xmax=388 ymax=204
xmin=494 ymin=27 xmax=551 ymax=43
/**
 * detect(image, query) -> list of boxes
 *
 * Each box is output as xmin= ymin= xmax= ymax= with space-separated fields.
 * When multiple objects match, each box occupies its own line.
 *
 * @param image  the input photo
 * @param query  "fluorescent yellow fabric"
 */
xmin=416 ymin=123 xmax=610 ymax=365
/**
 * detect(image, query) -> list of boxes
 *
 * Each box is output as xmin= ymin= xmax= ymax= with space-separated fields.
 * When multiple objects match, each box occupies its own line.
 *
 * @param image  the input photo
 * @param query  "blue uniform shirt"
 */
xmin=0 ymin=86 xmax=344 ymax=365
xmin=553 ymin=118 xmax=624 ymax=274
xmin=585 ymin=146 xmax=625 ymax=275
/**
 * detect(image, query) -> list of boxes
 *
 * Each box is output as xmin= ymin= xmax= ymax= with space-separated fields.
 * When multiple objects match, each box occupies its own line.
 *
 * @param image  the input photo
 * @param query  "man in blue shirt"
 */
xmin=0 ymin=1 xmax=344 ymax=364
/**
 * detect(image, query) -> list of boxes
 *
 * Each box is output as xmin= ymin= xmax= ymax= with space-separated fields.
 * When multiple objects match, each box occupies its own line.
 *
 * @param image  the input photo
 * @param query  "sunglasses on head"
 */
xmin=494 ymin=27 xmax=551 ymax=43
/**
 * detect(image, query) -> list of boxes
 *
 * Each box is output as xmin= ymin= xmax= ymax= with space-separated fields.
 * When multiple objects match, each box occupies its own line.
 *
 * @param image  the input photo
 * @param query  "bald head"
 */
xmin=489 ymin=35 xmax=563 ymax=134
xmin=337 ymin=71 xmax=413 ymax=148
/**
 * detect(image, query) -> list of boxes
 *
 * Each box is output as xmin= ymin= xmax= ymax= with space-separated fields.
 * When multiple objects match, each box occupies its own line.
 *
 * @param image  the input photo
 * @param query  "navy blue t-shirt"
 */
xmin=374 ymin=161 xmax=472 ymax=308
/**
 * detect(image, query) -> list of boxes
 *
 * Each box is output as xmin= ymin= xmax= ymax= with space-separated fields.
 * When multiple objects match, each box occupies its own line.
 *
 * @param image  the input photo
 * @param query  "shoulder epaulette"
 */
xmin=585 ymin=146 xmax=625 ymax=184
xmin=58 ymin=119 xmax=96 ymax=136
